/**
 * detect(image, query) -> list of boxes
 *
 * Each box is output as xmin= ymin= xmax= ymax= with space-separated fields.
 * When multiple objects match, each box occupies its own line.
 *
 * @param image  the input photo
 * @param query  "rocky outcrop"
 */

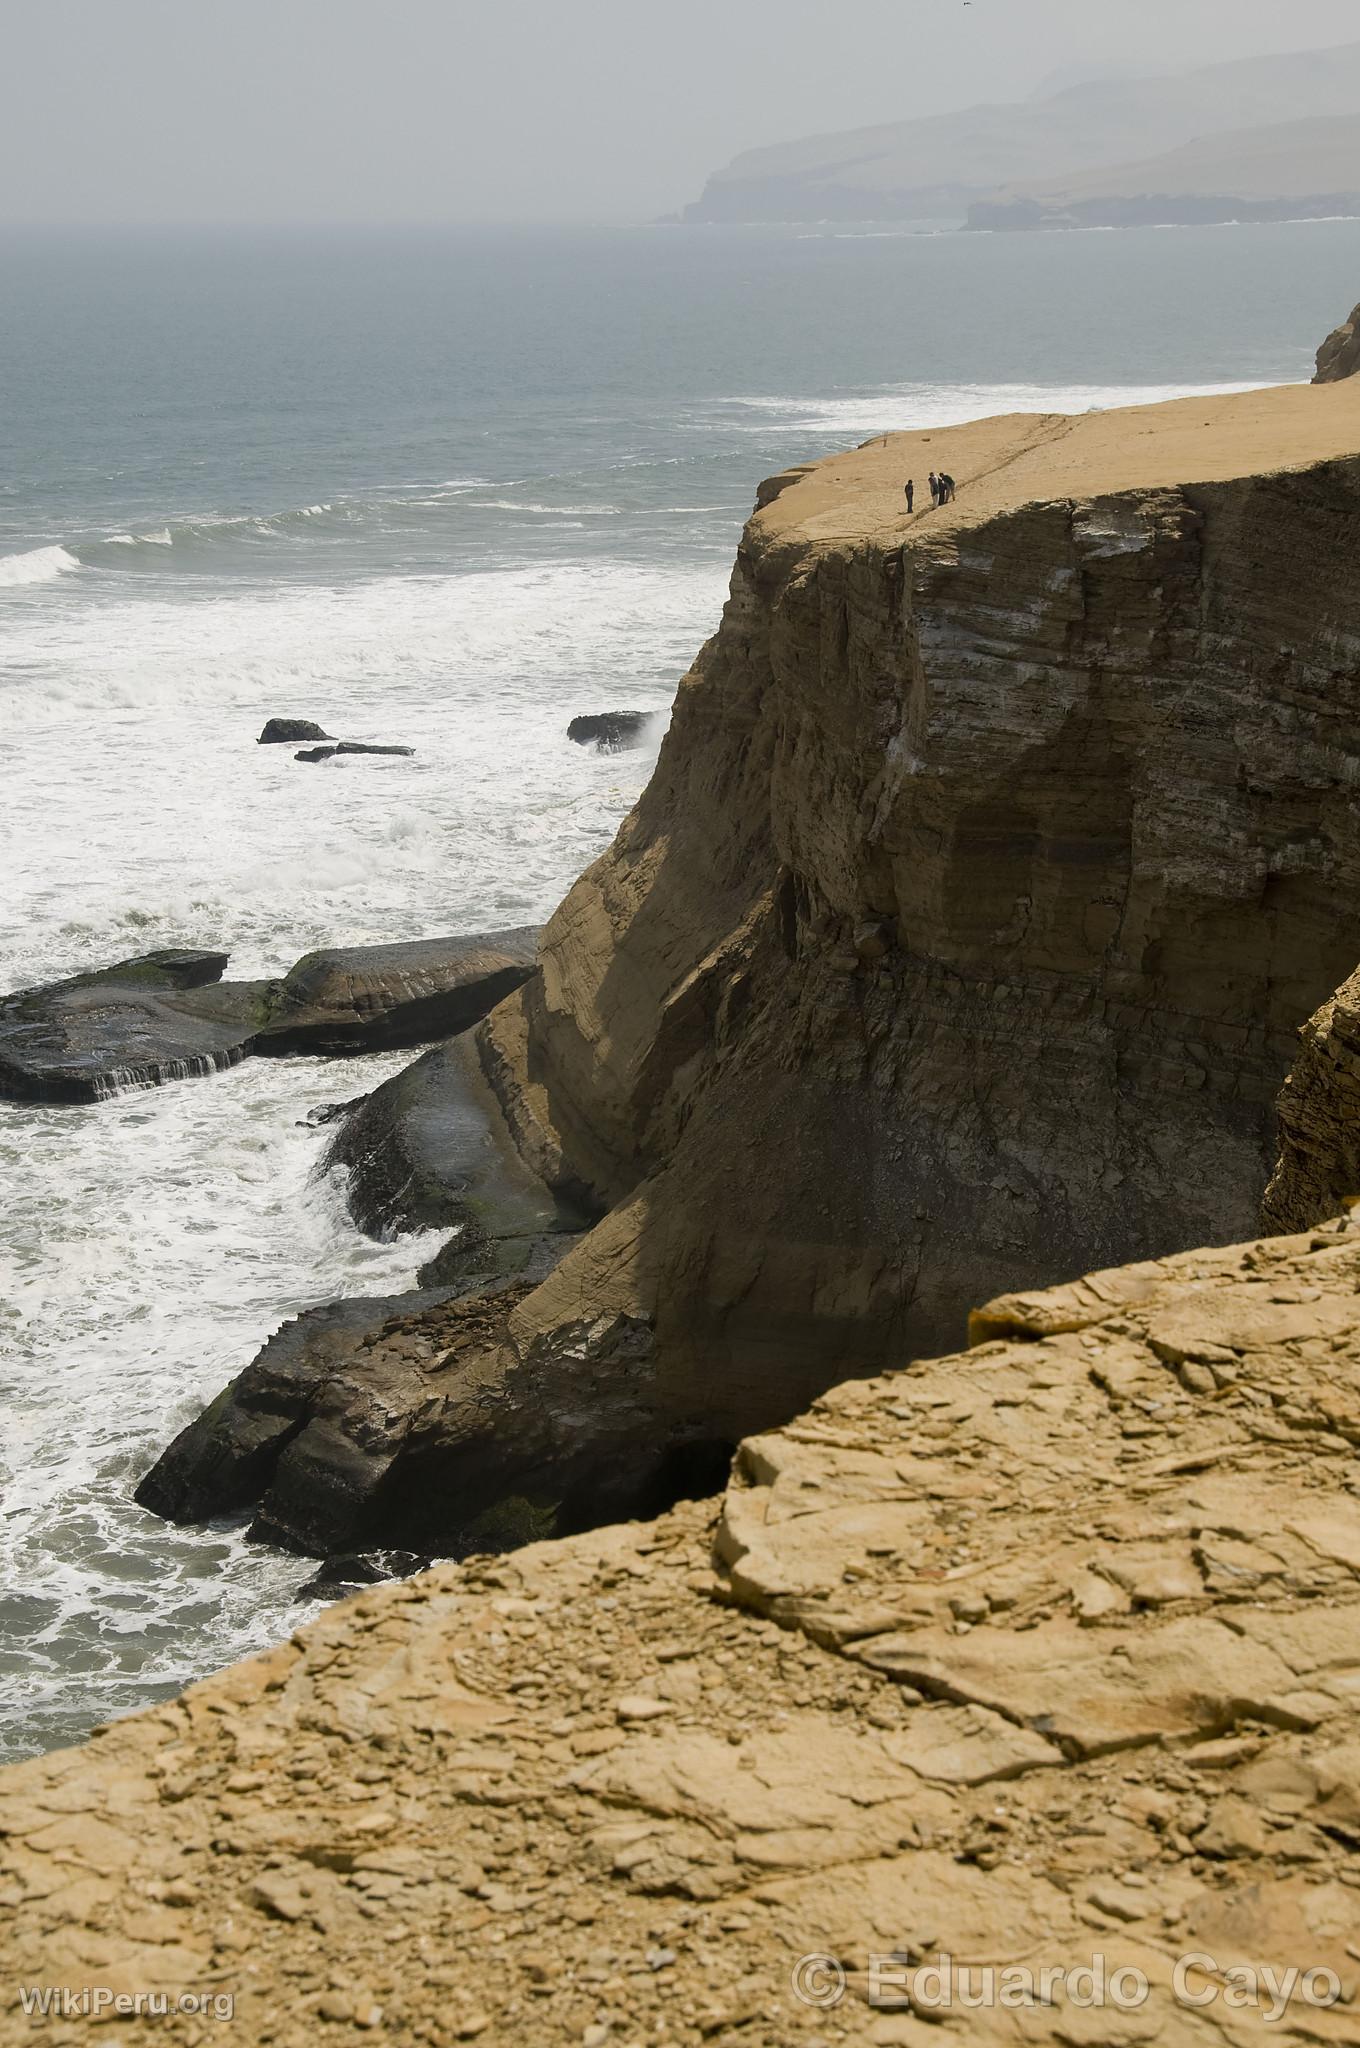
xmin=14 ymin=1217 xmax=1360 ymax=2042
xmin=1315 ymin=300 xmax=1360 ymax=383
xmin=258 ymin=718 xmax=332 ymax=744
xmin=567 ymin=711 xmax=652 ymax=752
xmin=134 ymin=1285 xmax=522 ymax=1553
xmin=1 ymin=932 xmax=541 ymax=1101
xmin=257 ymin=930 xmax=539 ymax=1056
xmin=0 ymin=950 xmax=268 ymax=1103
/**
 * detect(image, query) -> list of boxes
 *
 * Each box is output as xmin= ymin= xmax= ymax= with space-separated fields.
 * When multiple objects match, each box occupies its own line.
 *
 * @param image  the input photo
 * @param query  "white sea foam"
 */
xmin=0 ymin=1052 xmax=448 ymax=1762
xmin=0 ymin=544 xmax=80 ymax=587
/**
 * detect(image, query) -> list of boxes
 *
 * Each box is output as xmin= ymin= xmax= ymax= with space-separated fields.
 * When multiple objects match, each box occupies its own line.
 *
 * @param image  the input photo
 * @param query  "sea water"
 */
xmin=3 ymin=217 xmax=1359 ymax=1761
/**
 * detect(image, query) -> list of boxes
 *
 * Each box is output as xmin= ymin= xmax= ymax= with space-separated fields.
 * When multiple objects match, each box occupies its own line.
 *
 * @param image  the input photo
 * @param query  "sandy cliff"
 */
xmin=9 ymin=1216 xmax=1360 ymax=2043
xmin=140 ymin=378 xmax=1360 ymax=1556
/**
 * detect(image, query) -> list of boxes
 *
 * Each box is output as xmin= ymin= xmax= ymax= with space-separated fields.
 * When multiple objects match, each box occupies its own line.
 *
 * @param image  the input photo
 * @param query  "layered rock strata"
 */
xmin=144 ymin=379 xmax=1360 ymax=1551
xmin=11 ymin=1219 xmax=1360 ymax=2043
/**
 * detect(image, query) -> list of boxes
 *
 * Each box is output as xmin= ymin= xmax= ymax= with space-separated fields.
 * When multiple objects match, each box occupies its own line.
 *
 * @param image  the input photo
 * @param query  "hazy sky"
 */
xmin=3 ymin=0 xmax=1360 ymax=225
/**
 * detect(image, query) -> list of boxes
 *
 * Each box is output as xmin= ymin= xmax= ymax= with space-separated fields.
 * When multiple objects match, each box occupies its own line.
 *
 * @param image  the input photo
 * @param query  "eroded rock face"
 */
xmin=14 ymin=1219 xmax=1360 ymax=2042
xmin=1315 ymin=299 xmax=1360 ymax=382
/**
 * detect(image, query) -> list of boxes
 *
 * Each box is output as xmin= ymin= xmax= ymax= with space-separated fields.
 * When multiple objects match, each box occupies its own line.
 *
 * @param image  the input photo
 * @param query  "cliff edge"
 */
xmin=8 ymin=1217 xmax=1360 ymax=2041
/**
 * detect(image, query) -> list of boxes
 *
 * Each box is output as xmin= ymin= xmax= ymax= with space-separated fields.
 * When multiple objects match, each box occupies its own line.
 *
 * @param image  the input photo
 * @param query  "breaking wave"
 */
xmin=0 ymin=545 xmax=81 ymax=588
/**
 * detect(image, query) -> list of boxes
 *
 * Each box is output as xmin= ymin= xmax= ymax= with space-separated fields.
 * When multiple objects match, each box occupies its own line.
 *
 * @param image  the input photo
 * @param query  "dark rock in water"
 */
xmin=293 ymin=741 xmax=415 ymax=762
xmin=566 ymin=711 xmax=651 ymax=753
xmin=1 ymin=930 xmax=539 ymax=1102
xmin=256 ymin=928 xmax=540 ymax=1056
xmin=320 ymin=1030 xmax=579 ymax=1238
xmin=296 ymin=1547 xmax=430 ymax=1601
xmin=0 ymin=950 xmax=273 ymax=1104
xmin=258 ymin=718 xmax=332 ymax=744
xmin=136 ymin=1282 xmax=532 ymax=1554
xmin=135 ymin=1268 xmax=731 ymax=1559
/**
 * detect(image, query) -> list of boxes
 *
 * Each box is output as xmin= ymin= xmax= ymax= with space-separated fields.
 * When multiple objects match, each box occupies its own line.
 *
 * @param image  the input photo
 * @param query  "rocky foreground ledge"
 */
xmin=7 ymin=1220 xmax=1360 ymax=2043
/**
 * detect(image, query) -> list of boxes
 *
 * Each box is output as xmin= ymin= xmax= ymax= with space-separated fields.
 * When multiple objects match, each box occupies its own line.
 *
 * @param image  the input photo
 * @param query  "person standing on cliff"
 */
xmin=939 ymin=472 xmax=956 ymax=503
xmin=904 ymin=478 xmax=915 ymax=513
xmin=928 ymin=471 xmax=940 ymax=507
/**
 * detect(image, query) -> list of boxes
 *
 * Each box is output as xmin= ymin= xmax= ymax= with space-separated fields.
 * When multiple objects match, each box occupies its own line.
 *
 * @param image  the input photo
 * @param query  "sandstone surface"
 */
xmin=11 ymin=1220 xmax=1360 ymax=2043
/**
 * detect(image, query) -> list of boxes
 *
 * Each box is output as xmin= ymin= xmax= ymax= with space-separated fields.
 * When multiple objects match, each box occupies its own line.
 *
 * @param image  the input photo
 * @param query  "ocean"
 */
xmin=3 ymin=216 xmax=1359 ymax=1762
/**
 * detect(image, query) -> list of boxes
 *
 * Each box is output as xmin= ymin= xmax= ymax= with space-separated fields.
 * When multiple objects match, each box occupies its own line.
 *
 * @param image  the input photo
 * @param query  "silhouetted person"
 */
xmin=904 ymin=478 xmax=915 ymax=513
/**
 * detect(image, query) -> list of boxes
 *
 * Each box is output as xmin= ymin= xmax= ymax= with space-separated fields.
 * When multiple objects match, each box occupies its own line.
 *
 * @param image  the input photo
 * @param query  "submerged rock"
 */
xmin=0 ymin=950 xmax=270 ymax=1104
xmin=256 ymin=928 xmax=540 ymax=1055
xmin=293 ymin=740 xmax=415 ymax=762
xmin=257 ymin=717 xmax=332 ymax=744
xmin=566 ymin=710 xmax=651 ymax=752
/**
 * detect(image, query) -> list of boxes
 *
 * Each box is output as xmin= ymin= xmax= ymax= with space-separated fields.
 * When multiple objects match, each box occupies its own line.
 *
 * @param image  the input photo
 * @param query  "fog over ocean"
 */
xmin=2 ymin=216 xmax=1357 ymax=1760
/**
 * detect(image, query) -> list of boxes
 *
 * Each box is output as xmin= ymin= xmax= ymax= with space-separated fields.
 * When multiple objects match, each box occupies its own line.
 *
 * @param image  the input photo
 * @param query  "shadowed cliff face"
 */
xmin=481 ymin=414 xmax=1360 ymax=1440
